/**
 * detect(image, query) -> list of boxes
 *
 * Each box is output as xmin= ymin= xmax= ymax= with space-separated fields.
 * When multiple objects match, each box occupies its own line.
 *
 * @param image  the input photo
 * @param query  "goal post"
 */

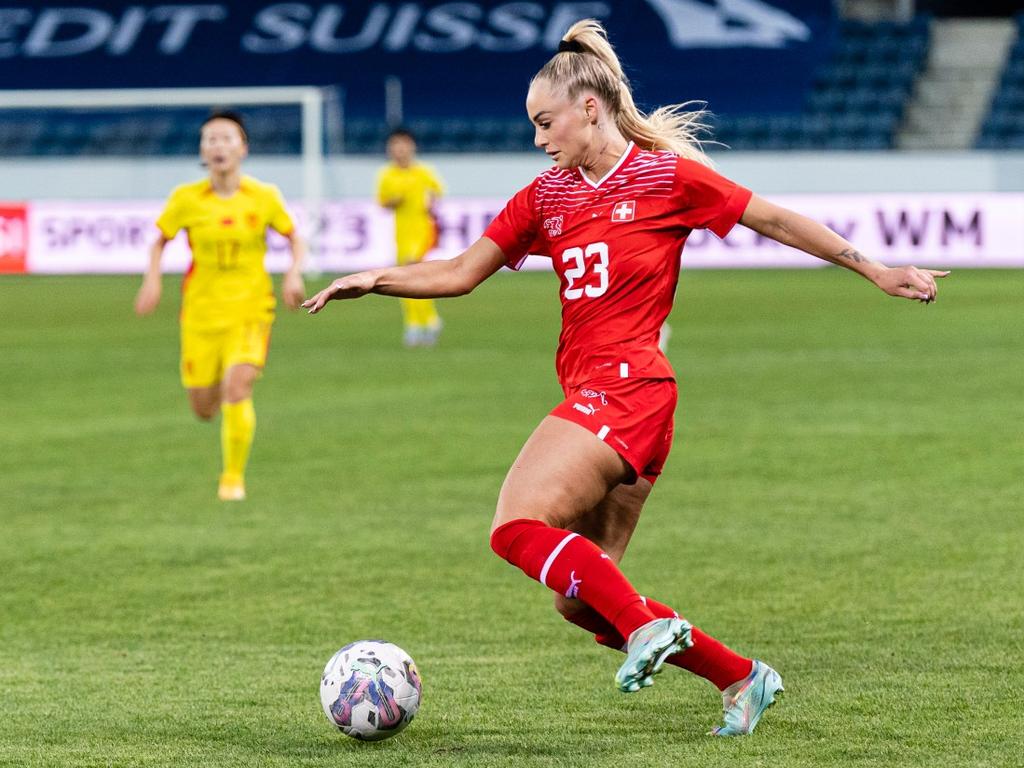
xmin=0 ymin=86 xmax=330 ymax=267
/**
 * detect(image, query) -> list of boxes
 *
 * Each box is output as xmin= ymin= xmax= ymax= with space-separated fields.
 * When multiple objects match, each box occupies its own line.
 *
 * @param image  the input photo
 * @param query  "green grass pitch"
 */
xmin=1 ymin=269 xmax=1021 ymax=767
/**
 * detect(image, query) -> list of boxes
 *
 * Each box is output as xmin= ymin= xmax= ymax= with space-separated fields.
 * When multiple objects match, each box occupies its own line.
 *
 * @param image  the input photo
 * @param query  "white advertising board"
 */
xmin=14 ymin=193 xmax=1024 ymax=274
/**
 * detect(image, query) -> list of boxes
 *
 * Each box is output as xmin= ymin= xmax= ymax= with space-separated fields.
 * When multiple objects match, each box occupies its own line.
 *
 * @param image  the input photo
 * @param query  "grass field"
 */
xmin=1 ymin=270 xmax=1022 ymax=767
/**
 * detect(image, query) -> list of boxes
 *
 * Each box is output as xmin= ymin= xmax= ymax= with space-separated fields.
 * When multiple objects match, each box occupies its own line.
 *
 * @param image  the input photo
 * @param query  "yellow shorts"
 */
xmin=396 ymin=226 xmax=435 ymax=265
xmin=180 ymin=320 xmax=272 ymax=389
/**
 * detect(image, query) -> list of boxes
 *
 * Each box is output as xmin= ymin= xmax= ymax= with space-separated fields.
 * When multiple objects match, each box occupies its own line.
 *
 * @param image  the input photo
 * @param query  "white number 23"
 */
xmin=561 ymin=242 xmax=609 ymax=300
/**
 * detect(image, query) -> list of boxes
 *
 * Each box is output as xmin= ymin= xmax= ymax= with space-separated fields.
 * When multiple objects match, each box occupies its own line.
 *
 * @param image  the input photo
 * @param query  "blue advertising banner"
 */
xmin=0 ymin=1 xmax=837 ymax=117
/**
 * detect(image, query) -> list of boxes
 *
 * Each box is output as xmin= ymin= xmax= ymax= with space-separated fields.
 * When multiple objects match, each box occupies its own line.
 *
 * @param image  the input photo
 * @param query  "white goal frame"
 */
xmin=0 ymin=86 xmax=328 ymax=256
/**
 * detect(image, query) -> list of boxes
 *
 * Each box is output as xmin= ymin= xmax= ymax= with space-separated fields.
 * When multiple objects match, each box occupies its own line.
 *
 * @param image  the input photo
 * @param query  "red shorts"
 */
xmin=551 ymin=377 xmax=677 ymax=484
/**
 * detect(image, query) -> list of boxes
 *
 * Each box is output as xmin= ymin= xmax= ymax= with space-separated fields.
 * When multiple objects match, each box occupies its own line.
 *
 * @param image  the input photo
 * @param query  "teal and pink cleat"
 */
xmin=711 ymin=660 xmax=784 ymax=736
xmin=615 ymin=617 xmax=693 ymax=693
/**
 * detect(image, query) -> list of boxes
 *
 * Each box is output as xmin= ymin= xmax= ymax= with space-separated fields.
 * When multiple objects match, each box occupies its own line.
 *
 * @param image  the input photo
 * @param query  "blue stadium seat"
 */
xmin=796 ymin=16 xmax=928 ymax=150
xmin=0 ymin=16 xmax=932 ymax=154
xmin=977 ymin=18 xmax=1024 ymax=148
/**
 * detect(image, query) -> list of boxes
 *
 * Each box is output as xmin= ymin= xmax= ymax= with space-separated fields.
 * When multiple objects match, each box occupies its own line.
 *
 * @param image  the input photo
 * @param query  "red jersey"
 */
xmin=484 ymin=142 xmax=752 ymax=389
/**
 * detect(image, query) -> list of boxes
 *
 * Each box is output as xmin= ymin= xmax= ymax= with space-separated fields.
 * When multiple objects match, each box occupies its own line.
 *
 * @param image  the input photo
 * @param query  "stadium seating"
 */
xmin=714 ymin=16 xmax=930 ymax=151
xmin=977 ymin=13 xmax=1024 ymax=149
xmin=0 ymin=17 xmax=937 ymax=156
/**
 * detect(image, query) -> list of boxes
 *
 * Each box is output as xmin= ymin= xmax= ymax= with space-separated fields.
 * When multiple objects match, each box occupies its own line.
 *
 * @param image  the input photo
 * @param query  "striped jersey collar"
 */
xmin=576 ymin=141 xmax=637 ymax=189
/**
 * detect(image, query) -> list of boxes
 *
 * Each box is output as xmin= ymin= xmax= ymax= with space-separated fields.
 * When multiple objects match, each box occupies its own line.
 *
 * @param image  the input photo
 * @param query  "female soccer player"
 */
xmin=376 ymin=127 xmax=445 ymax=347
xmin=304 ymin=21 xmax=947 ymax=735
xmin=135 ymin=110 xmax=306 ymax=501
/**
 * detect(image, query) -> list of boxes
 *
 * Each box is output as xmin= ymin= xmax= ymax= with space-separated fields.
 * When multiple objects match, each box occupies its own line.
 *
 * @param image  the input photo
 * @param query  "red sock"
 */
xmin=564 ymin=596 xmax=753 ymax=691
xmin=490 ymin=518 xmax=656 ymax=640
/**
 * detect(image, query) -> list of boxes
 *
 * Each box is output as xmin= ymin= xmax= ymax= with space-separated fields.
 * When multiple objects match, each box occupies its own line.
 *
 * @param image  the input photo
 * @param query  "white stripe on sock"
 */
xmin=539 ymin=532 xmax=579 ymax=588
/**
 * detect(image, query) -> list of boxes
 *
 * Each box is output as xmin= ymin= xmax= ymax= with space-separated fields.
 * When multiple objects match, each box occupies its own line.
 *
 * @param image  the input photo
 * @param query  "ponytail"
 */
xmin=533 ymin=19 xmax=713 ymax=167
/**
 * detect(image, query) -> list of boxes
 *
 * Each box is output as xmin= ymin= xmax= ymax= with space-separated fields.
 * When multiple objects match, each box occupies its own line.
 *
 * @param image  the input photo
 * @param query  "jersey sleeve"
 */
xmin=376 ymin=168 xmax=396 ymax=207
xmin=265 ymin=184 xmax=295 ymax=235
xmin=423 ymin=165 xmax=445 ymax=198
xmin=673 ymin=158 xmax=752 ymax=239
xmin=155 ymin=187 xmax=185 ymax=239
xmin=483 ymin=182 xmax=543 ymax=270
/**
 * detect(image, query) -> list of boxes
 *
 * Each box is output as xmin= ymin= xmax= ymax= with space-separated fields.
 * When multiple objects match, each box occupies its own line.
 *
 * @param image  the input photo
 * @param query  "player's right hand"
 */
xmin=134 ymin=279 xmax=161 ymax=316
xmin=302 ymin=272 xmax=377 ymax=314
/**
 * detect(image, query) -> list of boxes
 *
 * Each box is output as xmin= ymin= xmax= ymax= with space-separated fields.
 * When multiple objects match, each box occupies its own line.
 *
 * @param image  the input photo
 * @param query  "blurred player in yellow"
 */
xmin=134 ymin=111 xmax=306 ymax=501
xmin=376 ymin=128 xmax=444 ymax=346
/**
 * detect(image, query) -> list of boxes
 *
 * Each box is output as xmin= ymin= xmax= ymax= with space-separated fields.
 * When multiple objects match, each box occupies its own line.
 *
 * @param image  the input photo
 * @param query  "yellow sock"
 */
xmin=407 ymin=298 xmax=439 ymax=328
xmin=399 ymin=297 xmax=418 ymax=329
xmin=419 ymin=298 xmax=440 ymax=328
xmin=221 ymin=399 xmax=255 ymax=485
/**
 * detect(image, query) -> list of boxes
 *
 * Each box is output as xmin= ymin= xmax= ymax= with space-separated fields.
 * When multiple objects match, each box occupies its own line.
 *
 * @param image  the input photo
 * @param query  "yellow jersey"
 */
xmin=376 ymin=162 xmax=444 ymax=260
xmin=156 ymin=175 xmax=294 ymax=331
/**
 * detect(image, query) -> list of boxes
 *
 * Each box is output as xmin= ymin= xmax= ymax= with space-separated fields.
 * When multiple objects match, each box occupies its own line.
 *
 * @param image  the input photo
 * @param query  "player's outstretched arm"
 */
xmin=281 ymin=231 xmax=307 ymax=310
xmin=303 ymin=236 xmax=507 ymax=314
xmin=134 ymin=235 xmax=169 ymax=315
xmin=739 ymin=194 xmax=950 ymax=303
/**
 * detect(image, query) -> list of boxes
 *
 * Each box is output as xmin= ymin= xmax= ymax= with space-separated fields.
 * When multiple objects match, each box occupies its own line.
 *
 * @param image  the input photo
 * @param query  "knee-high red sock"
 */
xmin=563 ymin=596 xmax=753 ymax=691
xmin=643 ymin=598 xmax=753 ymax=690
xmin=490 ymin=518 xmax=656 ymax=640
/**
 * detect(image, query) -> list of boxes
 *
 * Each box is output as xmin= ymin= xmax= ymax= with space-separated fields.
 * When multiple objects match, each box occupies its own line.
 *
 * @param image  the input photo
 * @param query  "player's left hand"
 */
xmin=874 ymin=265 xmax=950 ymax=303
xmin=282 ymin=270 xmax=306 ymax=310
xmin=302 ymin=272 xmax=377 ymax=314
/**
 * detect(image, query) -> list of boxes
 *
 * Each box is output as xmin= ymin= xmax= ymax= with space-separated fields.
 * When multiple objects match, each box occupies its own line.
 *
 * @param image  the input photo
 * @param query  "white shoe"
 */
xmin=711 ymin=660 xmax=784 ymax=736
xmin=422 ymin=319 xmax=443 ymax=347
xmin=218 ymin=476 xmax=246 ymax=501
xmin=402 ymin=327 xmax=424 ymax=348
xmin=614 ymin=617 xmax=693 ymax=693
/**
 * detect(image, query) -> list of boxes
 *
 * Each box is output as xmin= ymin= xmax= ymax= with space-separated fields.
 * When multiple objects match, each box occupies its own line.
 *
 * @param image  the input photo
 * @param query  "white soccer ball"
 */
xmin=320 ymin=640 xmax=422 ymax=741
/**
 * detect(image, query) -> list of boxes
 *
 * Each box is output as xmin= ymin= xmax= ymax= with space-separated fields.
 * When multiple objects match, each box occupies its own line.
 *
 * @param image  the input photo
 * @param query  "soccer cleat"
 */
xmin=217 ymin=477 xmax=246 ymax=501
xmin=711 ymin=660 xmax=783 ymax=736
xmin=402 ymin=327 xmax=424 ymax=348
xmin=615 ymin=617 xmax=693 ymax=693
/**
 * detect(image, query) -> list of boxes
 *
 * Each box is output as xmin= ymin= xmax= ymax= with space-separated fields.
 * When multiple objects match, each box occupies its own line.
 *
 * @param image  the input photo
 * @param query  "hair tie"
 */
xmin=557 ymin=39 xmax=584 ymax=53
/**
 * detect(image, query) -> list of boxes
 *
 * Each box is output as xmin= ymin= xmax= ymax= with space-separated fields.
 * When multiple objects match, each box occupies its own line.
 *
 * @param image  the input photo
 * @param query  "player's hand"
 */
xmin=873 ymin=266 xmax=950 ymax=303
xmin=134 ymin=277 xmax=161 ymax=316
xmin=282 ymin=269 xmax=306 ymax=310
xmin=302 ymin=272 xmax=377 ymax=314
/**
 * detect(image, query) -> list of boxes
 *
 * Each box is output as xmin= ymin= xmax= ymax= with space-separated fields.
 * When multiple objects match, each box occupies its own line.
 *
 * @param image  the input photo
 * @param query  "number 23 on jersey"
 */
xmin=562 ymin=241 xmax=609 ymax=300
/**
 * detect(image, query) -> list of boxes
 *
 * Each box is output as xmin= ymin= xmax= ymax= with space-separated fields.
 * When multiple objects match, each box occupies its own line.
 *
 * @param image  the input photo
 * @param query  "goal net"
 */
xmin=0 ymin=86 xmax=336 ymax=275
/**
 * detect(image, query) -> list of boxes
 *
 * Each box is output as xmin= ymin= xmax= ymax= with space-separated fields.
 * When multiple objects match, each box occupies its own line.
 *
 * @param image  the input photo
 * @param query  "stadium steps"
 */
xmin=977 ymin=14 xmax=1024 ymax=149
xmin=898 ymin=18 xmax=1015 ymax=149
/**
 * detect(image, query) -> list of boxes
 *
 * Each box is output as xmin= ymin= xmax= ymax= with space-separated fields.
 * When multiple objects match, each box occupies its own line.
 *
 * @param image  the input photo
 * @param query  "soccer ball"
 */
xmin=320 ymin=640 xmax=422 ymax=741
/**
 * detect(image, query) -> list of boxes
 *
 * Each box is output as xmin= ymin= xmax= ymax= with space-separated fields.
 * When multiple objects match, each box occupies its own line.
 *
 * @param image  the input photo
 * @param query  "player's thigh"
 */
xmin=187 ymin=386 xmax=221 ymax=420
xmin=570 ymin=478 xmax=654 ymax=563
xmin=180 ymin=326 xmax=224 ymax=387
xmin=181 ymin=326 xmax=225 ymax=418
xmin=221 ymin=320 xmax=270 ymax=401
xmin=493 ymin=415 xmax=632 ymax=533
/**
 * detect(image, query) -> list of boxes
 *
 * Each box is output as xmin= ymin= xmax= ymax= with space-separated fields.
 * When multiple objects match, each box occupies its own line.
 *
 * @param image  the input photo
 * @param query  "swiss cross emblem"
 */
xmin=611 ymin=200 xmax=635 ymax=222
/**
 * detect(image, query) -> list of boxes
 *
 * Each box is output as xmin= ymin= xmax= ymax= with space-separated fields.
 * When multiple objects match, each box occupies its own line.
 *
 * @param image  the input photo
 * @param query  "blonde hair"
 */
xmin=533 ymin=19 xmax=713 ymax=167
